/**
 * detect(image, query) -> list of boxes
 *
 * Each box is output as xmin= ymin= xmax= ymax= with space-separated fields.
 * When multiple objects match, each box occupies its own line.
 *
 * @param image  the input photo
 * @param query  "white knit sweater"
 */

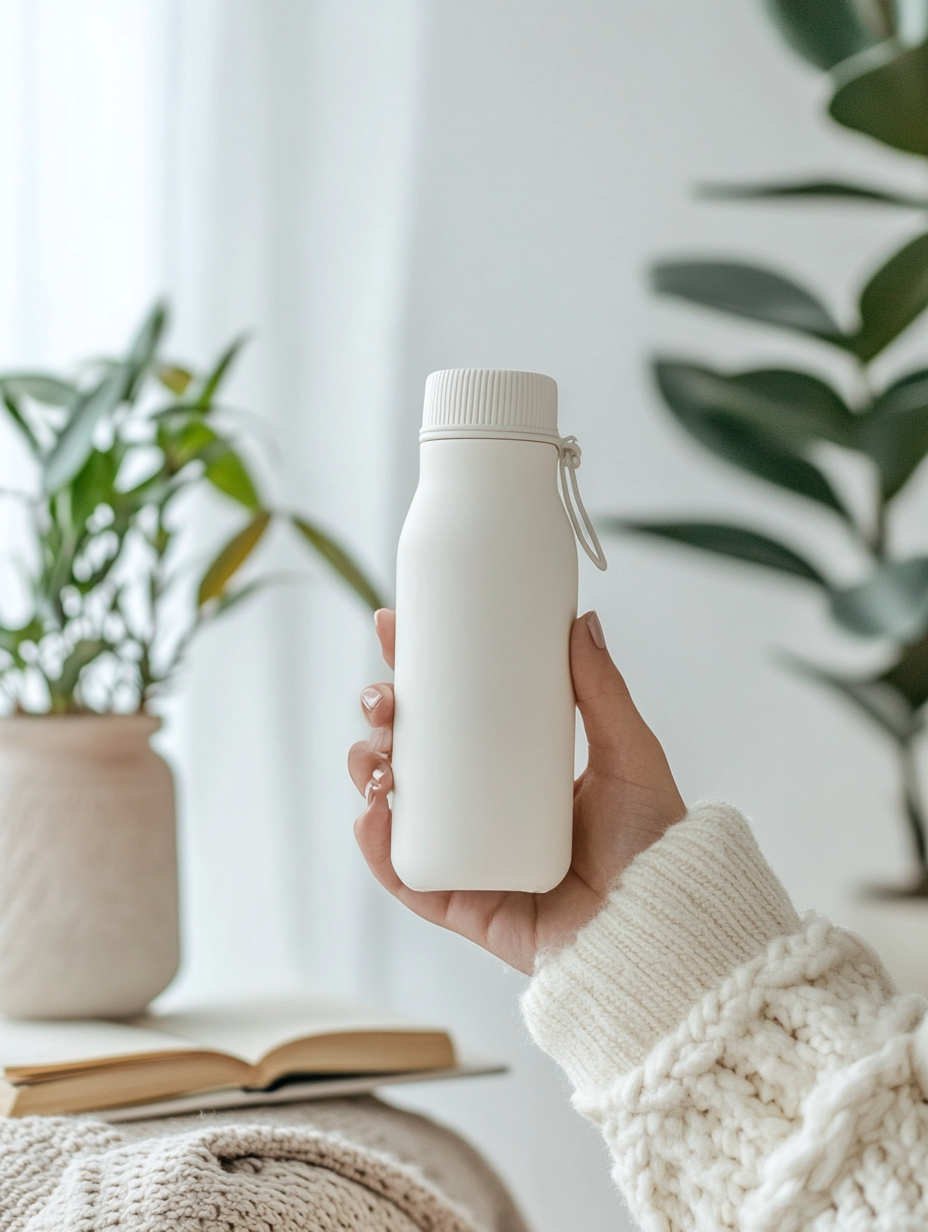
xmin=522 ymin=802 xmax=928 ymax=1231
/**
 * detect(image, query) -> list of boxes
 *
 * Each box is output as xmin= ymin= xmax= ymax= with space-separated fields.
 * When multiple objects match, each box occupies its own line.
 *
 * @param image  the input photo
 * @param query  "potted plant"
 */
xmin=0 ymin=302 xmax=384 ymax=1018
xmin=607 ymin=3 xmax=928 ymax=983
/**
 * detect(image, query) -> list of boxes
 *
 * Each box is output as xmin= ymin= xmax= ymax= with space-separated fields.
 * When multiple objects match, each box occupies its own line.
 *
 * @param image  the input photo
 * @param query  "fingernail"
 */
xmin=587 ymin=610 xmax=606 ymax=650
xmin=366 ymin=764 xmax=389 ymax=805
xmin=361 ymin=687 xmax=382 ymax=712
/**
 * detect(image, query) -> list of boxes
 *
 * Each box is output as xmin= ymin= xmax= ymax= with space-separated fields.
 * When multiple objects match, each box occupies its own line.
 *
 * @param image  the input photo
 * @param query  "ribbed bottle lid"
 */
xmin=420 ymin=369 xmax=559 ymax=442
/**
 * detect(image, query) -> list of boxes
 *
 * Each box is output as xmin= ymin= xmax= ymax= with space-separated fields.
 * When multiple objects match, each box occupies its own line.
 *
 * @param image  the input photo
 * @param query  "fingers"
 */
xmin=354 ymin=774 xmax=455 ymax=926
xmin=360 ymin=682 xmax=394 ymax=731
xmin=349 ymin=680 xmax=395 ymax=793
xmin=374 ymin=609 xmax=395 ymax=670
xmin=353 ymin=774 xmax=404 ymax=895
xmin=348 ymin=738 xmax=387 ymax=794
xmin=570 ymin=611 xmax=648 ymax=774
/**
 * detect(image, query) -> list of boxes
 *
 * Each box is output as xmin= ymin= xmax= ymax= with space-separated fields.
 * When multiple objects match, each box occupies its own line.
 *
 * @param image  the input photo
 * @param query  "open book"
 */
xmin=0 ymin=997 xmax=462 ymax=1118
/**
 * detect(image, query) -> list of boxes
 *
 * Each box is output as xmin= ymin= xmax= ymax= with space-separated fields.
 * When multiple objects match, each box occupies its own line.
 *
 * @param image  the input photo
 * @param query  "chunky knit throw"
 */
xmin=0 ymin=1096 xmax=528 ymax=1232
xmin=522 ymin=801 xmax=928 ymax=1231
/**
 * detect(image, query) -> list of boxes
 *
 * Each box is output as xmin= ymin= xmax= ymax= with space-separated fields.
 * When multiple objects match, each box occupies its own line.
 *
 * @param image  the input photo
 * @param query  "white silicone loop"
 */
xmin=558 ymin=436 xmax=608 ymax=571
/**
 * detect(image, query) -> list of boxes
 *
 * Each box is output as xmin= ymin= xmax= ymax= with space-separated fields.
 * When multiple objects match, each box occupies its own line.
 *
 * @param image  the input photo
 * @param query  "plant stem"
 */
xmin=898 ymin=737 xmax=928 ymax=889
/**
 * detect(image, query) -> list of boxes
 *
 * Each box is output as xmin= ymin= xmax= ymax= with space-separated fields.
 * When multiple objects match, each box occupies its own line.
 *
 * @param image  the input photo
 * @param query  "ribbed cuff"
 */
xmin=521 ymin=802 xmax=801 ymax=1096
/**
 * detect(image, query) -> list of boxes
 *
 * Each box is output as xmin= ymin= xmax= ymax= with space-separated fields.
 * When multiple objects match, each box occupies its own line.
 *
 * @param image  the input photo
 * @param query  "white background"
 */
xmin=2 ymin=2 xmax=928 ymax=1228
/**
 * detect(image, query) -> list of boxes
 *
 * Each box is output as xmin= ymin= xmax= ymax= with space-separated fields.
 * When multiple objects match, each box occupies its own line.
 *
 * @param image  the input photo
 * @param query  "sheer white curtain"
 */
xmin=6 ymin=3 xmax=921 ymax=1230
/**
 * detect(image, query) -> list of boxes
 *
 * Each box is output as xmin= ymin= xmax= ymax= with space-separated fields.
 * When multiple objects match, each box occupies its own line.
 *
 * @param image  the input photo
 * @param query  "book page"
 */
xmin=136 ymin=997 xmax=437 ymax=1067
xmin=0 ymin=1016 xmax=198 ymax=1078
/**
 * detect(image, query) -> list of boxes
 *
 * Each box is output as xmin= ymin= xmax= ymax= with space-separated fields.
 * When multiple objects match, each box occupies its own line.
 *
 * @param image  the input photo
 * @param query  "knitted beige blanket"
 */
xmin=0 ymin=1095 xmax=529 ymax=1232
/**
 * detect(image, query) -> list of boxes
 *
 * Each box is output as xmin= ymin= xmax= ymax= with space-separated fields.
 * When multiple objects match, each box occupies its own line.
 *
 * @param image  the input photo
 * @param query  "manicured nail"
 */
xmin=366 ymin=764 xmax=389 ymax=804
xmin=361 ymin=687 xmax=382 ymax=712
xmin=587 ymin=610 xmax=606 ymax=650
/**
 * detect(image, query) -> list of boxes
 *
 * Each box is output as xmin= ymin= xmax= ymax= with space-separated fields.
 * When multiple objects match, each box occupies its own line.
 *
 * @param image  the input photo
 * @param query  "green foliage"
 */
xmin=830 ymin=40 xmax=928 ymax=155
xmin=0 ymin=303 xmax=385 ymax=714
xmin=616 ymin=4 xmax=928 ymax=885
xmin=762 ymin=0 xmax=894 ymax=70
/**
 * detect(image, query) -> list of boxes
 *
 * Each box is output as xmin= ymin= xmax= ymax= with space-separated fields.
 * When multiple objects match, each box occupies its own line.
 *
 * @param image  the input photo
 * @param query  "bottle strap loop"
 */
xmin=558 ymin=436 xmax=608 ymax=571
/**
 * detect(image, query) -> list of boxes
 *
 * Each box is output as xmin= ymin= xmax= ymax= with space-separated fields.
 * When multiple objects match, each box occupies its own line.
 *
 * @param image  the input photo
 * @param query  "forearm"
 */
xmin=522 ymin=803 xmax=928 ymax=1231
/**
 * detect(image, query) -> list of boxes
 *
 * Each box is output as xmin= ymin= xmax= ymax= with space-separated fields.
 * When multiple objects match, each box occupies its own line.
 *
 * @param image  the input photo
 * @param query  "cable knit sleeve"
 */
xmin=521 ymin=801 xmax=928 ymax=1231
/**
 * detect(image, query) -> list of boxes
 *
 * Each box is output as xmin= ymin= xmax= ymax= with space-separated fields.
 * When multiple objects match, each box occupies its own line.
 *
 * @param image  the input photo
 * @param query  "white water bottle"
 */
xmin=391 ymin=369 xmax=607 ymax=892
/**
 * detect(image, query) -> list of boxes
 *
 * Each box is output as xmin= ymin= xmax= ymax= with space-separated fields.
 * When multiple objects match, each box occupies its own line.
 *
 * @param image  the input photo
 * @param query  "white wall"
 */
xmin=4 ymin=2 xmax=928 ymax=1230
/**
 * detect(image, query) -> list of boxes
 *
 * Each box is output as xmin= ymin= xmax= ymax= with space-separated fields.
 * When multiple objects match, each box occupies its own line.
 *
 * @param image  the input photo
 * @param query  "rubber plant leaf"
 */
xmin=830 ymin=40 xmax=928 ymax=155
xmin=290 ymin=515 xmax=386 ymax=611
xmin=197 ymin=510 xmax=272 ymax=606
xmin=654 ymin=360 xmax=855 ymax=448
xmin=852 ymin=231 xmax=928 ymax=361
xmin=762 ymin=0 xmax=894 ymax=69
xmin=651 ymin=260 xmax=848 ymax=348
xmin=608 ymin=520 xmax=830 ymax=585
xmin=857 ymin=369 xmax=928 ymax=496
xmin=654 ymin=363 xmax=850 ymax=514
xmin=780 ymin=653 xmax=919 ymax=742
xmin=831 ymin=557 xmax=928 ymax=640
xmin=698 ymin=179 xmax=928 ymax=207
xmin=43 ymin=365 xmax=128 ymax=494
xmin=882 ymin=631 xmax=928 ymax=709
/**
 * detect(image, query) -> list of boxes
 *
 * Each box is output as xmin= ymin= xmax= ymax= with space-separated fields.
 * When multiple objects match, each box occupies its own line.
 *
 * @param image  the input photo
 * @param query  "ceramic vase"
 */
xmin=0 ymin=713 xmax=179 ymax=1018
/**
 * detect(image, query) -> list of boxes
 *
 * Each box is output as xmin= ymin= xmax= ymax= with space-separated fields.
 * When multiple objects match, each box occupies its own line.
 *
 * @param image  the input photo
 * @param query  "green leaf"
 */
xmin=204 ymin=446 xmax=261 ymax=510
xmin=290 ymin=515 xmax=386 ymax=610
xmin=2 ymin=392 xmax=41 ymax=455
xmin=699 ymin=178 xmax=928 ymax=208
xmin=651 ymin=261 xmax=847 ymax=347
xmin=762 ymin=0 xmax=893 ymax=70
xmin=51 ymin=638 xmax=109 ymax=709
xmin=780 ymin=653 xmax=919 ymax=741
xmin=70 ymin=447 xmax=120 ymax=528
xmin=1 ymin=374 xmax=80 ymax=406
xmin=156 ymin=364 xmax=193 ymax=395
xmin=830 ymin=39 xmax=928 ymax=155
xmin=654 ymin=361 xmax=855 ymax=448
xmin=831 ymin=557 xmax=928 ymax=639
xmin=882 ymin=631 xmax=928 ymax=709
xmin=851 ymin=231 xmax=928 ymax=361
xmin=157 ymin=416 xmax=261 ymax=508
xmin=197 ymin=510 xmax=272 ymax=606
xmin=857 ymin=370 xmax=928 ymax=495
xmin=654 ymin=363 xmax=850 ymax=514
xmin=195 ymin=334 xmax=249 ymax=411
xmin=0 ymin=618 xmax=45 ymax=667
xmin=43 ymin=366 xmax=127 ymax=494
xmin=607 ymin=519 xmax=830 ymax=584
xmin=123 ymin=301 xmax=168 ymax=401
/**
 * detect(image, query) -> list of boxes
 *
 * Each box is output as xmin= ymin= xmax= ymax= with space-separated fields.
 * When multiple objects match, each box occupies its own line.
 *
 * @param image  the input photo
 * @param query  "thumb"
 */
xmin=570 ymin=611 xmax=647 ymax=773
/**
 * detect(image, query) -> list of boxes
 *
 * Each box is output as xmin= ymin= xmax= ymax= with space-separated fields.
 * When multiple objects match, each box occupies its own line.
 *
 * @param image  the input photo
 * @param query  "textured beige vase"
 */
xmin=0 ymin=714 xmax=179 ymax=1018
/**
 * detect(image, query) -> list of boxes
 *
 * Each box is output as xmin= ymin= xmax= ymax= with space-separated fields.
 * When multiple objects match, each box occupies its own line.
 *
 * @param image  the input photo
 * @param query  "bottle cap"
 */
xmin=420 ymin=369 xmax=559 ymax=443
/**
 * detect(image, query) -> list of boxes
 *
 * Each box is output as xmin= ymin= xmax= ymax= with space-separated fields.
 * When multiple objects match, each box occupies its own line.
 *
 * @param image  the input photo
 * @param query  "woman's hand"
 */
xmin=348 ymin=609 xmax=686 ymax=975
